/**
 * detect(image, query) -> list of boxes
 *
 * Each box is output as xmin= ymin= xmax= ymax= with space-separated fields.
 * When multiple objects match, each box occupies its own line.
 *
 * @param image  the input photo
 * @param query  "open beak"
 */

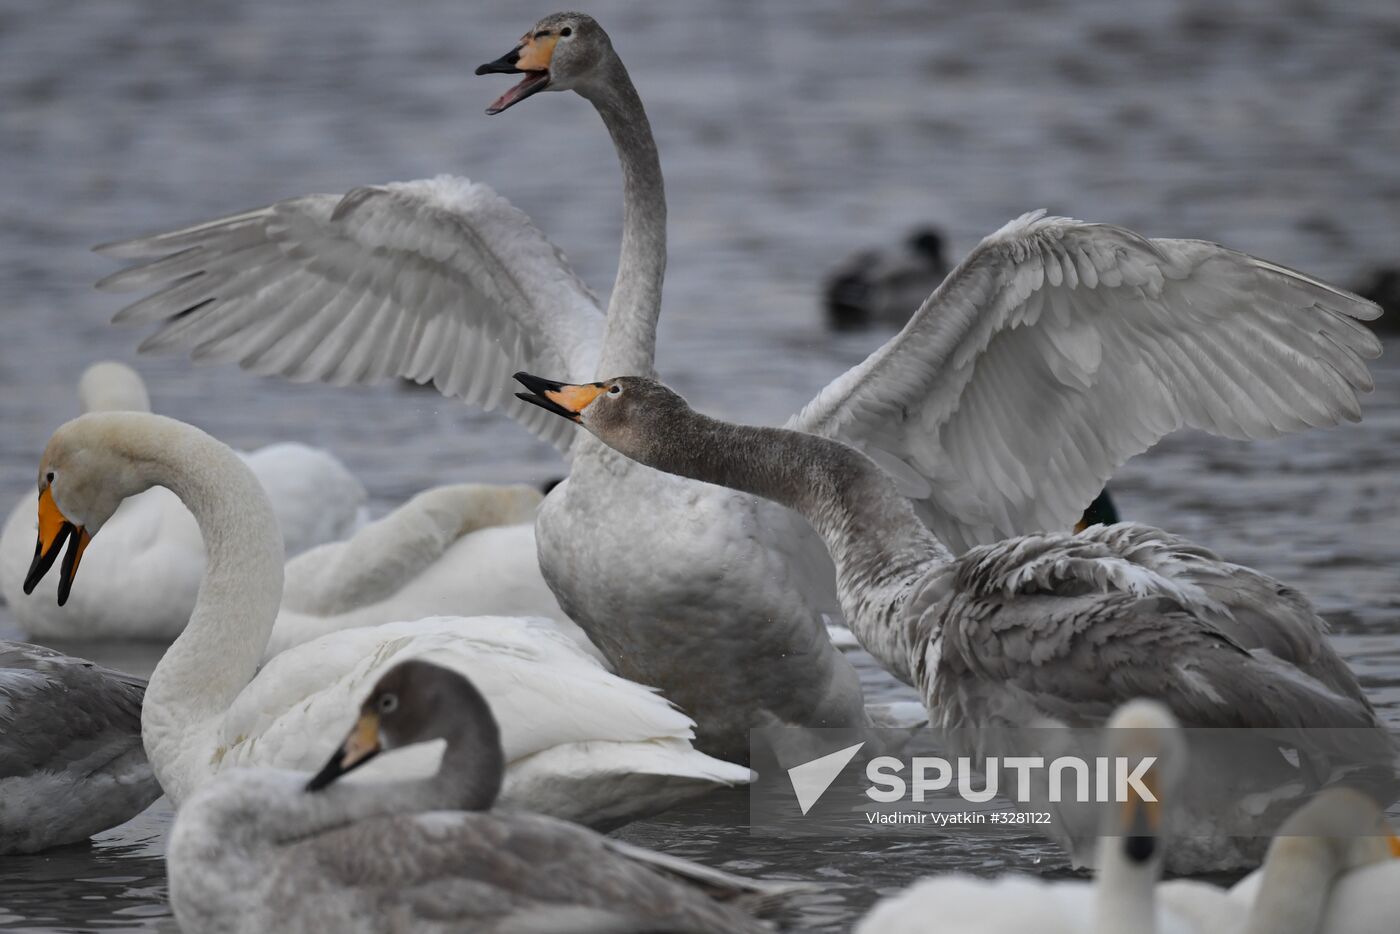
xmin=23 ymin=487 xmax=91 ymax=607
xmin=306 ymin=711 xmax=382 ymax=792
xmin=475 ymin=33 xmax=559 ymax=114
xmin=514 ymin=372 xmax=606 ymax=423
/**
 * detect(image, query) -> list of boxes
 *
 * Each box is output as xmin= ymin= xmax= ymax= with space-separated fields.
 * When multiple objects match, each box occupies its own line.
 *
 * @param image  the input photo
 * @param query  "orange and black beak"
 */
xmin=475 ymin=31 xmax=559 ymax=115
xmin=22 ymin=487 xmax=91 ymax=607
xmin=514 ymin=372 xmax=606 ymax=423
xmin=306 ymin=710 xmax=383 ymax=792
xmin=1121 ymin=766 xmax=1161 ymax=864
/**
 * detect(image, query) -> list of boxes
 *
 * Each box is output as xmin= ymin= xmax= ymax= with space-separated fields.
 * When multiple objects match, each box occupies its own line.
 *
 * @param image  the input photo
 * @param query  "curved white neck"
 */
xmin=1094 ymin=839 xmax=1159 ymax=933
xmin=582 ymin=55 xmax=665 ymax=378
xmin=134 ymin=418 xmax=285 ymax=797
xmin=1243 ymin=835 xmax=1364 ymax=934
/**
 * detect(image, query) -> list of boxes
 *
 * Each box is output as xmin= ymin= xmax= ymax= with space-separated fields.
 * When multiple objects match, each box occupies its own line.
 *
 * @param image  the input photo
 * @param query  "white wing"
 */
xmin=96 ymin=175 xmax=604 ymax=451
xmin=793 ymin=212 xmax=1382 ymax=552
xmin=213 ymin=616 xmax=749 ymax=827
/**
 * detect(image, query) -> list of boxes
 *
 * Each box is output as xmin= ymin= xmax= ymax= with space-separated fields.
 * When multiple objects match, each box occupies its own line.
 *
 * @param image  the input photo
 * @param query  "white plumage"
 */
xmin=0 ymin=362 xmax=366 ymax=641
xmin=265 ymin=483 xmax=587 ymax=660
xmin=28 ymin=411 xmax=749 ymax=828
xmin=794 ymin=211 xmax=1382 ymax=552
xmin=95 ymin=14 xmax=1380 ymax=761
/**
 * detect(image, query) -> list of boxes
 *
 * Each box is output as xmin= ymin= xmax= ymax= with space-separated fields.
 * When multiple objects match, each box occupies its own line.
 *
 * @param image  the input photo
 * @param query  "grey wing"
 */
xmin=280 ymin=812 xmax=770 ymax=934
xmin=928 ymin=528 xmax=1379 ymax=732
xmin=0 ymin=642 xmax=146 ymax=780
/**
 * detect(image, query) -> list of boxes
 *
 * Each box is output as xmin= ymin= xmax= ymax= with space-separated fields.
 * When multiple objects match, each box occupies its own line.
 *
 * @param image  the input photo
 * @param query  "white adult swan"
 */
xmin=858 ymin=701 xmax=1199 ymax=934
xmin=95 ymin=12 xmax=1382 ymax=760
xmin=0 ymin=642 xmax=159 ymax=853
xmin=168 ymin=659 xmax=780 ymax=934
xmin=1 ymin=361 xmax=366 ymax=640
xmin=22 ymin=411 xmax=749 ymax=825
xmin=516 ymin=374 xmax=1388 ymax=870
xmin=1157 ymin=788 xmax=1400 ymax=934
xmin=264 ymin=483 xmax=583 ymax=659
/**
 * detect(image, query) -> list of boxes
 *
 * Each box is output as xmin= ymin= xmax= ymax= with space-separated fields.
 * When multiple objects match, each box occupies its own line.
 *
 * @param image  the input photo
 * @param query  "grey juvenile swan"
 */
xmin=516 ymin=373 xmax=1391 ymax=871
xmin=96 ymin=11 xmax=1382 ymax=762
xmin=168 ymin=659 xmax=781 ymax=934
xmin=0 ymin=642 xmax=158 ymax=853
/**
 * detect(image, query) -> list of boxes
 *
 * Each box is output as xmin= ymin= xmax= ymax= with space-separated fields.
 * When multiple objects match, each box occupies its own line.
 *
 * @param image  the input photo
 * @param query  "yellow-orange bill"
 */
xmin=546 ymin=383 xmax=606 ymax=418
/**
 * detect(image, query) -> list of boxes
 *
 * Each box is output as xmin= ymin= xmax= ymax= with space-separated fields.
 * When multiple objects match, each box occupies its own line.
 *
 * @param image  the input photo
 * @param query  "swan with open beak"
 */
xmin=23 ymin=485 xmax=91 ymax=607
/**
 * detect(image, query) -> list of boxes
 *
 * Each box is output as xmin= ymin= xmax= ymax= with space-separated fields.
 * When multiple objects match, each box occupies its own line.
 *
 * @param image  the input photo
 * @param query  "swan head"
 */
xmin=475 ymin=12 xmax=612 ymax=114
xmin=306 ymin=659 xmax=505 ymax=809
xmin=78 ymin=361 xmax=152 ymax=414
xmin=1102 ymin=699 xmax=1185 ymax=868
xmin=1268 ymin=787 xmax=1400 ymax=871
xmin=23 ymin=412 xmax=165 ymax=605
xmin=514 ymin=372 xmax=685 ymax=465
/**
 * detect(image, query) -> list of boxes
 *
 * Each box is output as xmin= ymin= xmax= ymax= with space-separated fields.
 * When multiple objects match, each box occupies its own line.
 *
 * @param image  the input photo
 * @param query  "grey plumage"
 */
xmin=0 ymin=642 xmax=159 ymax=853
xmin=168 ymin=659 xmax=779 ymax=933
xmin=524 ymin=375 xmax=1392 ymax=872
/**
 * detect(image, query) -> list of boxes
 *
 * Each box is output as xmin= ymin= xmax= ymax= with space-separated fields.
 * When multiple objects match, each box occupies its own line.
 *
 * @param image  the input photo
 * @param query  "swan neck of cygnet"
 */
xmin=583 ymin=54 xmax=665 ymax=378
xmin=138 ymin=420 xmax=285 ymax=790
xmin=634 ymin=412 xmax=947 ymax=671
xmin=1093 ymin=839 xmax=1160 ymax=934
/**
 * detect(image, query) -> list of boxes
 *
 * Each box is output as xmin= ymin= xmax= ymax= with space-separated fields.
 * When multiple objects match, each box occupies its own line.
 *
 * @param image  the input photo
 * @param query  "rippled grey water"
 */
xmin=1 ymin=0 xmax=1397 ymax=930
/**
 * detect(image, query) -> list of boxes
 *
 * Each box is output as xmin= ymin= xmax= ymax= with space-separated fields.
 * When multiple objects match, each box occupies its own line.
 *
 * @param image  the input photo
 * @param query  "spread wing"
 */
xmin=793 ymin=212 xmax=1381 ymax=552
xmin=97 ymin=175 xmax=604 ymax=452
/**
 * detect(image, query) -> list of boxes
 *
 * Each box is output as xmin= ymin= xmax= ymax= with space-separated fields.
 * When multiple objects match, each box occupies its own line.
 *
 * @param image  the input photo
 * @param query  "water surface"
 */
xmin=1 ymin=0 xmax=1397 ymax=930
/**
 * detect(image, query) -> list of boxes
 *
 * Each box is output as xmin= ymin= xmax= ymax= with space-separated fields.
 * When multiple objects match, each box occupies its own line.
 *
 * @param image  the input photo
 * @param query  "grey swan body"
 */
xmin=168 ymin=660 xmax=774 ymax=934
xmin=518 ymin=375 xmax=1388 ymax=872
xmin=0 ymin=642 xmax=158 ymax=854
xmin=97 ymin=14 xmax=1381 ymax=764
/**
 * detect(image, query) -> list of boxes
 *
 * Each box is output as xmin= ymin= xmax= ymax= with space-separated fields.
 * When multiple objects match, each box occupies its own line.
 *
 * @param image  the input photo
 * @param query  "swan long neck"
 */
xmin=1243 ymin=836 xmax=1352 ymax=934
xmin=1093 ymin=841 xmax=1159 ymax=934
xmin=137 ymin=420 xmax=285 ymax=789
xmin=626 ymin=412 xmax=948 ymax=677
xmin=583 ymin=54 xmax=665 ymax=378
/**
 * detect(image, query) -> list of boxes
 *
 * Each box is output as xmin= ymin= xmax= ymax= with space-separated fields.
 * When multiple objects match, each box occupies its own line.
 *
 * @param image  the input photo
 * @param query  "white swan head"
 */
xmin=1101 ymin=699 xmax=1185 ymax=869
xmin=475 ymin=12 xmax=614 ymax=114
xmin=1269 ymin=786 xmax=1400 ymax=872
xmin=77 ymin=361 xmax=152 ymax=414
xmin=23 ymin=412 xmax=177 ymax=605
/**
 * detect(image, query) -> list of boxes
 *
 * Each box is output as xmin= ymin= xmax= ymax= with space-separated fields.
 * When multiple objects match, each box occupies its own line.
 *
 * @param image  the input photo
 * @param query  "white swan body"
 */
xmin=265 ymin=483 xmax=585 ymax=660
xmin=0 ymin=642 xmax=160 ymax=853
xmin=1155 ymin=788 xmax=1400 ymax=934
xmin=96 ymin=15 xmax=1380 ymax=761
xmin=28 ymin=412 xmax=748 ymax=827
xmin=1 ymin=362 xmax=366 ymax=640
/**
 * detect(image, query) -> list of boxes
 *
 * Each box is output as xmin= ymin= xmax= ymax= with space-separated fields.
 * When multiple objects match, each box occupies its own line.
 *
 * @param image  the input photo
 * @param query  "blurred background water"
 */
xmin=1 ymin=0 xmax=1397 ymax=930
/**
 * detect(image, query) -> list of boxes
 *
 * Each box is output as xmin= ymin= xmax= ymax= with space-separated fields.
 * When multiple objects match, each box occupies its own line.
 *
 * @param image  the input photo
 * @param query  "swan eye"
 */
xmin=45 ymin=472 xmax=54 ymax=483
xmin=608 ymin=385 xmax=621 ymax=395
xmin=378 ymin=694 xmax=398 ymax=714
xmin=560 ymin=26 xmax=572 ymax=37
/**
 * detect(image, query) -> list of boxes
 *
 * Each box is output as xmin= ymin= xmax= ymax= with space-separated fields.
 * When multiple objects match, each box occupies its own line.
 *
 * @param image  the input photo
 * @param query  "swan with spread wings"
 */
xmin=95 ymin=12 xmax=1381 ymax=762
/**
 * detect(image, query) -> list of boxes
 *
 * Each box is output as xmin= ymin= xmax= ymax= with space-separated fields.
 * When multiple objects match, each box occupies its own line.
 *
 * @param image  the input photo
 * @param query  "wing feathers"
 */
xmin=98 ymin=178 xmax=603 ymax=452
xmin=795 ymin=215 xmax=1380 ymax=551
